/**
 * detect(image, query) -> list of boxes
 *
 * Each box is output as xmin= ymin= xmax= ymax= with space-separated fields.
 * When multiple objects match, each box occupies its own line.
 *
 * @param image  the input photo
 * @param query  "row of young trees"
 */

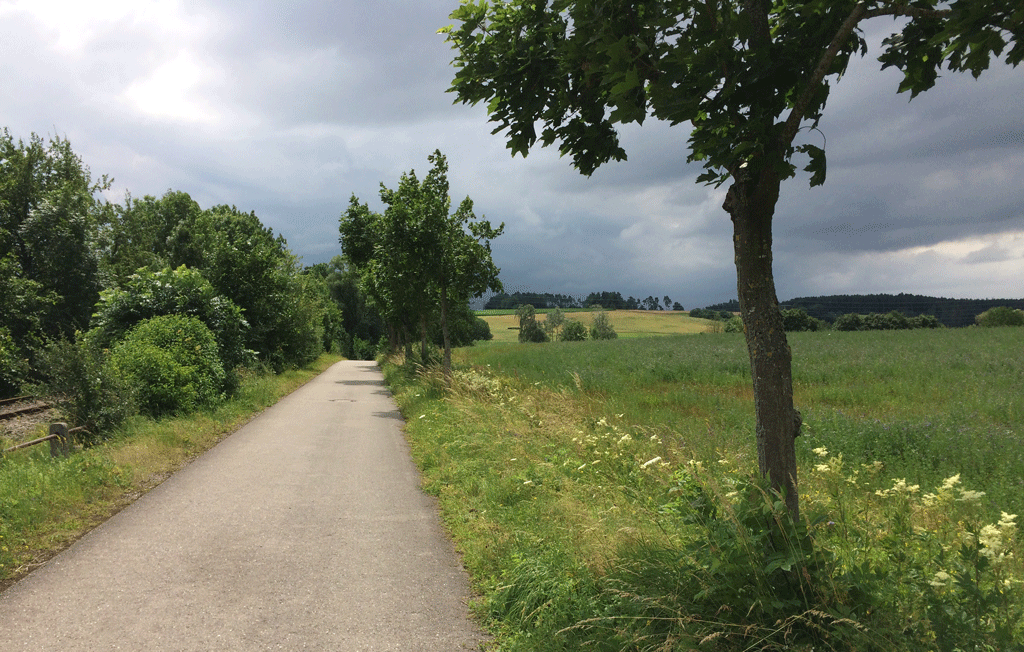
xmin=515 ymin=305 xmax=618 ymax=343
xmin=0 ymin=130 xmax=344 ymax=429
xmin=338 ymin=150 xmax=503 ymax=374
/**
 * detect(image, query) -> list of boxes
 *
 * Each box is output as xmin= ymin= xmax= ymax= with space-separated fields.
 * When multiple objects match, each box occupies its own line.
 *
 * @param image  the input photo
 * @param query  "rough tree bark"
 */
xmin=724 ymin=162 xmax=802 ymax=520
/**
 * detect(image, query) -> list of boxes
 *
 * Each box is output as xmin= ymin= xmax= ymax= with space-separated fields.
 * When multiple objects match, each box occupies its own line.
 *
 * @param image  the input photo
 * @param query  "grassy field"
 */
xmin=479 ymin=309 xmax=714 ymax=343
xmin=385 ymin=326 xmax=1023 ymax=651
xmin=0 ymin=355 xmax=342 ymax=588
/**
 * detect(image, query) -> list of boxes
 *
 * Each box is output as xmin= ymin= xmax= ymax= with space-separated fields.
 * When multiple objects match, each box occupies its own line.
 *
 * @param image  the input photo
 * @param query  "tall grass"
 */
xmin=384 ymin=328 xmax=1023 ymax=650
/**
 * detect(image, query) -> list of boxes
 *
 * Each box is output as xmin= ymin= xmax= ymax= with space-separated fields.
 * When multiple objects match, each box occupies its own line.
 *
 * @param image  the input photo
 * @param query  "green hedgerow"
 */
xmin=109 ymin=314 xmax=225 ymax=417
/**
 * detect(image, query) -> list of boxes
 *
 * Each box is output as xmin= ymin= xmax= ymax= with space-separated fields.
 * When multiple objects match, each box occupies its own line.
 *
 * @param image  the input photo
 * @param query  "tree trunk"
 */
xmin=724 ymin=168 xmax=802 ymax=520
xmin=420 ymin=315 xmax=429 ymax=364
xmin=439 ymin=285 xmax=452 ymax=377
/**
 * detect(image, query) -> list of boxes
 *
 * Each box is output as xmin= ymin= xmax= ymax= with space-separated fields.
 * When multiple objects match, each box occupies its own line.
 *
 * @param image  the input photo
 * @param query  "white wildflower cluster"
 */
xmin=874 ymin=478 xmax=921 ymax=497
xmin=570 ymin=417 xmax=668 ymax=473
xmin=977 ymin=512 xmax=1018 ymax=563
xmin=920 ymin=474 xmax=987 ymax=507
xmin=453 ymin=369 xmax=512 ymax=403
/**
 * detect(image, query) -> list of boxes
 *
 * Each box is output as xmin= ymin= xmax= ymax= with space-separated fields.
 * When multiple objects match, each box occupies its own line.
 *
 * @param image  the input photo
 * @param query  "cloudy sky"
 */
xmin=2 ymin=0 xmax=1021 ymax=308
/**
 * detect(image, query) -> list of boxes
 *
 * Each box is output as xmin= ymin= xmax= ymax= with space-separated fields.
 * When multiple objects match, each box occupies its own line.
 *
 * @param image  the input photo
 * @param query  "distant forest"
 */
xmin=709 ymin=294 xmax=1024 ymax=328
xmin=485 ymin=292 xmax=1023 ymax=328
xmin=484 ymin=291 xmax=684 ymax=311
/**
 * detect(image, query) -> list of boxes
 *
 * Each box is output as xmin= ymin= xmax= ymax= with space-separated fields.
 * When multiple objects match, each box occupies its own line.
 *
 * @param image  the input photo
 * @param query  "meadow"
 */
xmin=479 ymin=309 xmax=713 ymax=343
xmin=384 ymin=325 xmax=1023 ymax=651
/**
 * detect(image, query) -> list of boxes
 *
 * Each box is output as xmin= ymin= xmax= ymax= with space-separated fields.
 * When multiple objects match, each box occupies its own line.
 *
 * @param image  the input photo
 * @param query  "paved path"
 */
xmin=0 ymin=361 xmax=484 ymax=651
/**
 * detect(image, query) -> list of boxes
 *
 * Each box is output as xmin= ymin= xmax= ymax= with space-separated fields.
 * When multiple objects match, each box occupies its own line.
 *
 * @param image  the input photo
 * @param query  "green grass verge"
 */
xmin=0 ymin=354 xmax=342 ymax=588
xmin=384 ymin=328 xmax=1023 ymax=651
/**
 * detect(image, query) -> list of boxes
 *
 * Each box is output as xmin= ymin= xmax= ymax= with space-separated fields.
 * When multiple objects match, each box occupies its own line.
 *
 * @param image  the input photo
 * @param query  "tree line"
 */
xmin=697 ymin=293 xmax=1024 ymax=329
xmin=485 ymin=290 xmax=684 ymax=311
xmin=0 ymin=129 xmax=352 ymax=424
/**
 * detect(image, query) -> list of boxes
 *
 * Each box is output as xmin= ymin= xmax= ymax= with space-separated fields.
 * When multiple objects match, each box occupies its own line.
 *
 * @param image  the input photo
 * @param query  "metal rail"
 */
xmin=0 ymin=401 xmax=52 ymax=421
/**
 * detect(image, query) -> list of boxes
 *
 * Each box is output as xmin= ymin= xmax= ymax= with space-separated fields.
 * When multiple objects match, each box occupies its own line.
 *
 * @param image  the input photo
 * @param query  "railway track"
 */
xmin=0 ymin=396 xmax=52 ymax=421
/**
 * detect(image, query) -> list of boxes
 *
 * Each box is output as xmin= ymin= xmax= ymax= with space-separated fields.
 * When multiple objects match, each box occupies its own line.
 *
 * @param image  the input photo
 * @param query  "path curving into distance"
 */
xmin=0 ymin=361 xmax=484 ymax=651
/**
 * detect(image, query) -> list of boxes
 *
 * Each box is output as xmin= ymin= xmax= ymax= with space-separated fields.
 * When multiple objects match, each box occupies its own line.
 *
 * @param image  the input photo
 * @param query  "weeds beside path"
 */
xmin=384 ymin=329 xmax=1023 ymax=651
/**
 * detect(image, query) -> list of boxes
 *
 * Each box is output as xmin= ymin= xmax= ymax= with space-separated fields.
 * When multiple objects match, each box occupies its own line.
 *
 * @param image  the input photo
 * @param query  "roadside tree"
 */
xmin=442 ymin=0 xmax=1021 ymax=517
xmin=340 ymin=151 xmax=503 ymax=372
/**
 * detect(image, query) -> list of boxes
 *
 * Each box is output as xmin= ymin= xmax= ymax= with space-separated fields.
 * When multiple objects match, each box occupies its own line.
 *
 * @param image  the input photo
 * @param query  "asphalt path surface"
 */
xmin=0 ymin=360 xmax=485 ymax=651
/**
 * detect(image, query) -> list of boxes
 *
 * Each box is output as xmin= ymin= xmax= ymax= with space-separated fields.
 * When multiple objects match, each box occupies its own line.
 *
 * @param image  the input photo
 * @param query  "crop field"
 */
xmin=386 ymin=325 xmax=1024 ymax=651
xmin=478 ymin=309 xmax=714 ymax=343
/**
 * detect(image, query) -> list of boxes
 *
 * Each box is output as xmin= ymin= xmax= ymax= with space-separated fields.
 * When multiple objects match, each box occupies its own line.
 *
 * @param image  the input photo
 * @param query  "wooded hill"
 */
xmin=707 ymin=294 xmax=1024 ymax=328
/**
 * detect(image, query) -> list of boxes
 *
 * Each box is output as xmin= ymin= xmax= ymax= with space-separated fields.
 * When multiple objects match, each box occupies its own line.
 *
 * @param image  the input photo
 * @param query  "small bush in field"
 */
xmin=976 ymin=306 xmax=1024 ymax=327
xmin=110 ymin=315 xmax=225 ymax=417
xmin=589 ymin=309 xmax=617 ymax=340
xmin=559 ymin=319 xmax=588 ymax=342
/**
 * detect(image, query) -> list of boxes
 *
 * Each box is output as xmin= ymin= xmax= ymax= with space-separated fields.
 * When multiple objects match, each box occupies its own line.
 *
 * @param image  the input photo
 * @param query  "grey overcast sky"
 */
xmin=2 ymin=0 xmax=1021 ymax=308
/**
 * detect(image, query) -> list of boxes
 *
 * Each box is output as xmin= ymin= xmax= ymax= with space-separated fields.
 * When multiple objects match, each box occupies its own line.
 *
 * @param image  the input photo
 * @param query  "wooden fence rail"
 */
xmin=2 ymin=423 xmax=87 ymax=458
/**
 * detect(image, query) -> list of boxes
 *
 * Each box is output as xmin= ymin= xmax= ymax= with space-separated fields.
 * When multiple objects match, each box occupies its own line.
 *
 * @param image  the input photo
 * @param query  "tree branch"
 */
xmin=779 ymin=2 xmax=953 ymax=148
xmin=863 ymin=6 xmax=951 ymax=21
xmin=779 ymin=1 xmax=868 ymax=147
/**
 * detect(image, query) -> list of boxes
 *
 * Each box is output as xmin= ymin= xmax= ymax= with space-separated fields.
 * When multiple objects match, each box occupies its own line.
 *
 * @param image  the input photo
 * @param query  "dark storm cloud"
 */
xmin=1 ymin=1 xmax=1021 ymax=308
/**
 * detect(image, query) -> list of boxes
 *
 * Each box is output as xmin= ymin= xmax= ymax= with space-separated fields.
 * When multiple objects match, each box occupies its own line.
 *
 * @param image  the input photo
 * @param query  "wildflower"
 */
xmin=957 ymin=490 xmax=986 ymax=503
xmin=928 ymin=571 xmax=954 ymax=588
xmin=577 ymin=463 xmax=587 ymax=471
xmin=813 ymin=446 xmax=829 ymax=458
xmin=641 ymin=456 xmax=662 ymax=469
xmin=522 ymin=480 xmax=534 ymax=486
xmin=941 ymin=474 xmax=961 ymax=490
xmin=815 ymin=463 xmax=830 ymax=473
xmin=617 ymin=433 xmax=633 ymax=446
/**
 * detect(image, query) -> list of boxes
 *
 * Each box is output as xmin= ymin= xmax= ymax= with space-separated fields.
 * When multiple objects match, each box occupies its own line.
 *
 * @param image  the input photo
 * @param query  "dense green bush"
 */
xmin=589 ymin=309 xmax=618 ymax=340
xmin=0 ymin=326 xmax=27 ymax=398
xmin=781 ymin=307 xmax=827 ymax=331
xmin=109 ymin=315 xmax=225 ymax=417
xmin=976 ymin=306 xmax=1024 ymax=327
xmin=558 ymin=319 xmax=588 ymax=342
xmin=724 ymin=315 xmax=744 ymax=332
xmin=89 ymin=266 xmax=249 ymax=372
xmin=33 ymin=337 xmax=136 ymax=443
xmin=835 ymin=310 xmax=940 ymax=331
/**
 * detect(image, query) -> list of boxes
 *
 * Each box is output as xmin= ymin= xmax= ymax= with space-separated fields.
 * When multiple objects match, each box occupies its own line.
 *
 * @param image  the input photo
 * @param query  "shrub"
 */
xmin=724 ymin=315 xmax=744 ymax=333
xmin=589 ymin=309 xmax=618 ymax=340
xmin=558 ymin=320 xmax=588 ymax=342
xmin=976 ymin=306 xmax=1024 ymax=327
xmin=910 ymin=314 xmax=942 ymax=329
xmin=89 ymin=266 xmax=249 ymax=372
xmin=0 ymin=326 xmax=28 ymax=398
xmin=834 ymin=313 xmax=865 ymax=331
xmin=32 ymin=336 xmax=136 ymax=443
xmin=109 ymin=315 xmax=225 ymax=417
